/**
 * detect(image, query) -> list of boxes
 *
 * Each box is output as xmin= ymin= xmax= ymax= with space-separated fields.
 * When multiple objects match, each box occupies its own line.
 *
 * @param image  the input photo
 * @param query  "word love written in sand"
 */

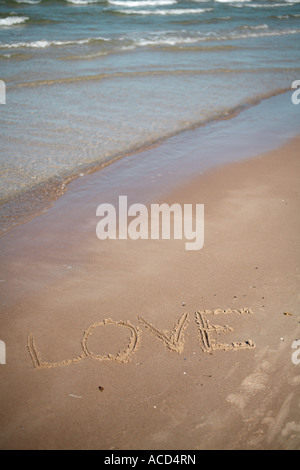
xmin=27 ymin=309 xmax=255 ymax=369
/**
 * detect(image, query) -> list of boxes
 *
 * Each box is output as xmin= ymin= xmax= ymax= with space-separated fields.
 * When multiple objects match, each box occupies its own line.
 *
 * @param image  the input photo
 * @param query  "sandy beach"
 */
xmin=0 ymin=133 xmax=299 ymax=450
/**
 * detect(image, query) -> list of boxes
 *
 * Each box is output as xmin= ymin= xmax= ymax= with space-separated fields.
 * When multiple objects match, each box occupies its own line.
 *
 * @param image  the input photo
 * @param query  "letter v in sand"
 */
xmin=137 ymin=312 xmax=189 ymax=354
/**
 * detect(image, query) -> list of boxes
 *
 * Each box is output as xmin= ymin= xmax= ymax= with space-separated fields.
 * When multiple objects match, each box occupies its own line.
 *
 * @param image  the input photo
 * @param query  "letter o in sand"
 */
xmin=82 ymin=319 xmax=140 ymax=363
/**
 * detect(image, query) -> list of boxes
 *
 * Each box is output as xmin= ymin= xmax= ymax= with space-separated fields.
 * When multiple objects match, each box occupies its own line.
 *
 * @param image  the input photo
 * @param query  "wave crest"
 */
xmin=115 ymin=7 xmax=212 ymax=15
xmin=0 ymin=16 xmax=29 ymax=26
xmin=108 ymin=0 xmax=177 ymax=6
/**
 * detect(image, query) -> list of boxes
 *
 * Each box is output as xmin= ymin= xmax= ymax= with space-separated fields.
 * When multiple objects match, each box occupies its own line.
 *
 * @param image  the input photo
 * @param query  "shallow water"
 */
xmin=0 ymin=0 xmax=300 ymax=208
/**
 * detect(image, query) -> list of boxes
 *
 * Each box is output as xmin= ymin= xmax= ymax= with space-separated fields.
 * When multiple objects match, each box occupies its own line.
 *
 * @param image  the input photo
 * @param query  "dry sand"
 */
xmin=0 ymin=135 xmax=300 ymax=450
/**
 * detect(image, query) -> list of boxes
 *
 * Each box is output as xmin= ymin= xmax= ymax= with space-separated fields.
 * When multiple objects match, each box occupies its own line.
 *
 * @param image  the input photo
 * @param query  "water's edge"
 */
xmin=0 ymin=87 xmax=296 ymax=236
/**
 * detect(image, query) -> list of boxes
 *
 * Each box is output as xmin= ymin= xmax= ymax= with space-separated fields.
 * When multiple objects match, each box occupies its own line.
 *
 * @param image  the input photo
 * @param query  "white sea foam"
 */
xmin=1 ymin=24 xmax=299 ymax=51
xmin=0 ymin=36 xmax=109 ymax=49
xmin=215 ymin=0 xmax=251 ymax=3
xmin=219 ymin=28 xmax=300 ymax=40
xmin=108 ymin=0 xmax=177 ymax=6
xmin=135 ymin=36 xmax=200 ymax=46
xmin=66 ymin=0 xmax=102 ymax=4
xmin=276 ymin=13 xmax=300 ymax=18
xmin=230 ymin=2 xmax=298 ymax=7
xmin=132 ymin=26 xmax=300 ymax=47
xmin=0 ymin=16 xmax=29 ymax=26
xmin=116 ymin=7 xmax=212 ymax=15
xmin=240 ymin=24 xmax=269 ymax=30
xmin=14 ymin=0 xmax=41 ymax=4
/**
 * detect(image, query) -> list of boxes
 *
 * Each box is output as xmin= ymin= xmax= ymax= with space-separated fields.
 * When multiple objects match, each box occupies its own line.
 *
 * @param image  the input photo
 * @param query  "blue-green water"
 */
xmin=0 ymin=0 xmax=300 ymax=203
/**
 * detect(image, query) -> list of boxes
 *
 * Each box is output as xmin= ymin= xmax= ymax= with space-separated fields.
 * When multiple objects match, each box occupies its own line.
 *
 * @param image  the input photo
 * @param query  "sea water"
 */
xmin=0 ymin=0 xmax=300 ymax=207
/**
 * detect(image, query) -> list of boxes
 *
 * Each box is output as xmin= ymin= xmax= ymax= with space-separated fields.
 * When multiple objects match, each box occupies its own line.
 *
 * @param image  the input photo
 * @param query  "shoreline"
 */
xmin=0 ymin=88 xmax=296 ymax=235
xmin=0 ymin=132 xmax=299 ymax=449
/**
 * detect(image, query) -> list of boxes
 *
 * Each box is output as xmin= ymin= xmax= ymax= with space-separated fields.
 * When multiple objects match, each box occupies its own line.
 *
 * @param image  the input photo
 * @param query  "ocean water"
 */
xmin=0 ymin=0 xmax=300 ymax=214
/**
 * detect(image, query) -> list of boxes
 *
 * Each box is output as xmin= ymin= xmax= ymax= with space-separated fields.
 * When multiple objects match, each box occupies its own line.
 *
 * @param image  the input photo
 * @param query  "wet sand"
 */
xmin=0 ymin=135 xmax=300 ymax=450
